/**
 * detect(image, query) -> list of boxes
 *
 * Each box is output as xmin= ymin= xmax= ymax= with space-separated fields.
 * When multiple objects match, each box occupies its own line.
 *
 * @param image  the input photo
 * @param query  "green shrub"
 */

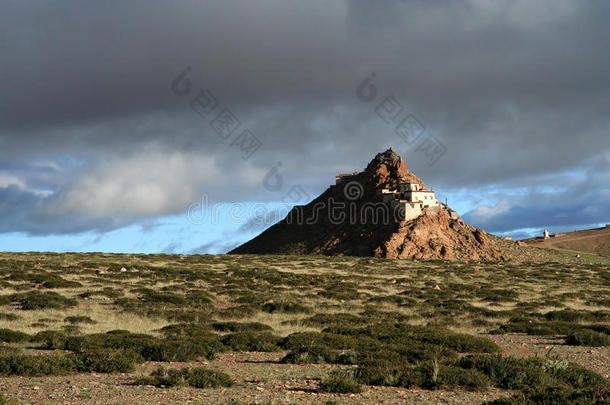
xmin=326 ymin=323 xmax=499 ymax=353
xmin=565 ymin=329 xmax=610 ymax=346
xmin=588 ymin=324 xmax=610 ymax=335
xmin=5 ymin=272 xmax=81 ymax=289
xmin=158 ymin=323 xmax=212 ymax=338
xmin=457 ymin=354 xmax=553 ymax=390
xmin=132 ymin=288 xmax=186 ymax=305
xmin=301 ymin=313 xmax=364 ymax=327
xmin=61 ymin=331 xmax=150 ymax=351
xmin=29 ymin=330 xmax=68 ymax=349
xmin=165 ymin=310 xmax=211 ymax=324
xmin=0 ymin=328 xmax=29 ymax=343
xmin=185 ymin=290 xmax=212 ymax=304
xmin=261 ymin=301 xmax=310 ymax=314
xmin=79 ymin=288 xmax=123 ymax=299
xmin=215 ymin=305 xmax=257 ymax=319
xmin=479 ymin=288 xmax=519 ymax=303
xmin=418 ymin=361 xmax=490 ymax=390
xmin=58 ymin=330 xmax=219 ymax=362
xmin=11 ymin=291 xmax=77 ymax=310
xmin=157 ymin=324 xmax=225 ymax=354
xmin=483 ymin=396 xmax=526 ymax=405
xmin=544 ymin=309 xmax=610 ymax=322
xmin=353 ymin=341 xmax=456 ymax=367
xmin=134 ymin=366 xmax=233 ymax=389
xmin=497 ymin=318 xmax=610 ymax=337
xmin=550 ymin=363 xmax=607 ymax=389
xmin=353 ymin=346 xmax=464 ymax=388
xmin=410 ymin=328 xmax=499 ymax=353
xmin=487 ymin=384 xmax=610 ymax=405
xmin=0 ymin=346 xmax=23 ymax=357
xmin=354 ymin=360 xmax=414 ymax=387
xmin=441 ymin=365 xmax=490 ymax=390
xmin=0 ymin=313 xmax=20 ymax=321
xmin=64 ymin=315 xmax=96 ymax=325
xmin=76 ymin=349 xmax=138 ymax=373
xmin=62 ymin=324 xmax=80 ymax=335
xmin=0 ymin=353 xmax=78 ymax=376
xmin=134 ymin=338 xmax=216 ymax=362
xmin=187 ymin=367 xmax=233 ymax=388
xmin=212 ymin=321 xmax=272 ymax=332
xmin=39 ymin=277 xmax=82 ymax=289
xmin=281 ymin=332 xmax=358 ymax=351
xmin=221 ymin=332 xmax=281 ymax=352
xmin=525 ymin=326 xmax=555 ymax=335
xmin=280 ymin=345 xmax=338 ymax=364
xmin=318 ymin=284 xmax=361 ymax=301
xmin=0 ymin=349 xmax=139 ymax=376
xmin=335 ymin=350 xmax=359 ymax=365
xmin=319 ymin=370 xmax=363 ymax=393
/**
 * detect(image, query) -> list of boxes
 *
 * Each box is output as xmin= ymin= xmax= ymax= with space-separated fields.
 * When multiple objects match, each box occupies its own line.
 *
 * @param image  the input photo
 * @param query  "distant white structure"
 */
xmin=543 ymin=229 xmax=550 ymax=239
xmin=380 ymin=182 xmax=439 ymax=221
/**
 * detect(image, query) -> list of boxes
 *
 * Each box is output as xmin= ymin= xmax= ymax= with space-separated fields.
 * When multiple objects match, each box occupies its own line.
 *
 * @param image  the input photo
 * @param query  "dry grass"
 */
xmin=0 ymin=301 xmax=169 ymax=335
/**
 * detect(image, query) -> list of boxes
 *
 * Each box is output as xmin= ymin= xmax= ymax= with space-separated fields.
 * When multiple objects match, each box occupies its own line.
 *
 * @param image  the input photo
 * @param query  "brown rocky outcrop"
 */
xmin=231 ymin=149 xmax=534 ymax=261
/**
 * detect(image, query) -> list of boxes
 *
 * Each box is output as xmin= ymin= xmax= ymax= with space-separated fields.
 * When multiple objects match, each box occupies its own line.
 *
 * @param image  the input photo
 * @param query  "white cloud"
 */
xmin=466 ymin=201 xmax=512 ymax=222
xmin=31 ymin=160 xmax=62 ymax=172
xmin=0 ymin=173 xmax=26 ymax=189
xmin=46 ymin=151 xmax=227 ymax=217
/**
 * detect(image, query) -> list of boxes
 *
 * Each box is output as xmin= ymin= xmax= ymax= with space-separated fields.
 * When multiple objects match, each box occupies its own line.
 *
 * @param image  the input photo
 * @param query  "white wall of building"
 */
xmin=380 ymin=182 xmax=440 ymax=221
xmin=404 ymin=191 xmax=438 ymax=207
xmin=390 ymin=200 xmax=423 ymax=221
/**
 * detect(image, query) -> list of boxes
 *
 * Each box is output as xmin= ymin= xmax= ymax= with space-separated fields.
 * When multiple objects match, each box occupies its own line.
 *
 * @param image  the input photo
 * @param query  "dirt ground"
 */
xmin=0 ymin=351 xmax=511 ymax=405
xmin=488 ymin=333 xmax=610 ymax=378
xmin=3 ymin=334 xmax=609 ymax=404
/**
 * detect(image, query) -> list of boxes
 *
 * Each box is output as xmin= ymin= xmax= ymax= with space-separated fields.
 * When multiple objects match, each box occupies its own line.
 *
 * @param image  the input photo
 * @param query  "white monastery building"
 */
xmin=380 ymin=182 xmax=440 ymax=221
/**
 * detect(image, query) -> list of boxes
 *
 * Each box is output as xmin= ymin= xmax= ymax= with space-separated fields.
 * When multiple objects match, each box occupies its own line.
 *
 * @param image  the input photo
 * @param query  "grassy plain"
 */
xmin=0 ymin=251 xmax=608 ymax=404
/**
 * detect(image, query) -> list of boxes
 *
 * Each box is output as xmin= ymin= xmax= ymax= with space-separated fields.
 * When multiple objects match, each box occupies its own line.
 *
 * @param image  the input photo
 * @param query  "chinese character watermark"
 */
xmin=356 ymin=72 xmax=447 ymax=166
xmin=171 ymin=66 xmax=262 ymax=160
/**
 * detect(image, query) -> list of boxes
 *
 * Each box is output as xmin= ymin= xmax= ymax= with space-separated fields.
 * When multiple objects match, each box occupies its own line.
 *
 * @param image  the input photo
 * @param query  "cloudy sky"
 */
xmin=1 ymin=0 xmax=609 ymax=253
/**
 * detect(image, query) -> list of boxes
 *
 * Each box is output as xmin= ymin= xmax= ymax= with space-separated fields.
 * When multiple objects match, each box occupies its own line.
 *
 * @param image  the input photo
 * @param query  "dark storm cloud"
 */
xmin=0 ymin=0 xmax=609 ymax=235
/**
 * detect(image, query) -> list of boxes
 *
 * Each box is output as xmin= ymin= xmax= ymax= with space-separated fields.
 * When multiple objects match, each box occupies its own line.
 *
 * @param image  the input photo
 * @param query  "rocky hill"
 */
xmin=231 ymin=149 xmax=565 ymax=261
